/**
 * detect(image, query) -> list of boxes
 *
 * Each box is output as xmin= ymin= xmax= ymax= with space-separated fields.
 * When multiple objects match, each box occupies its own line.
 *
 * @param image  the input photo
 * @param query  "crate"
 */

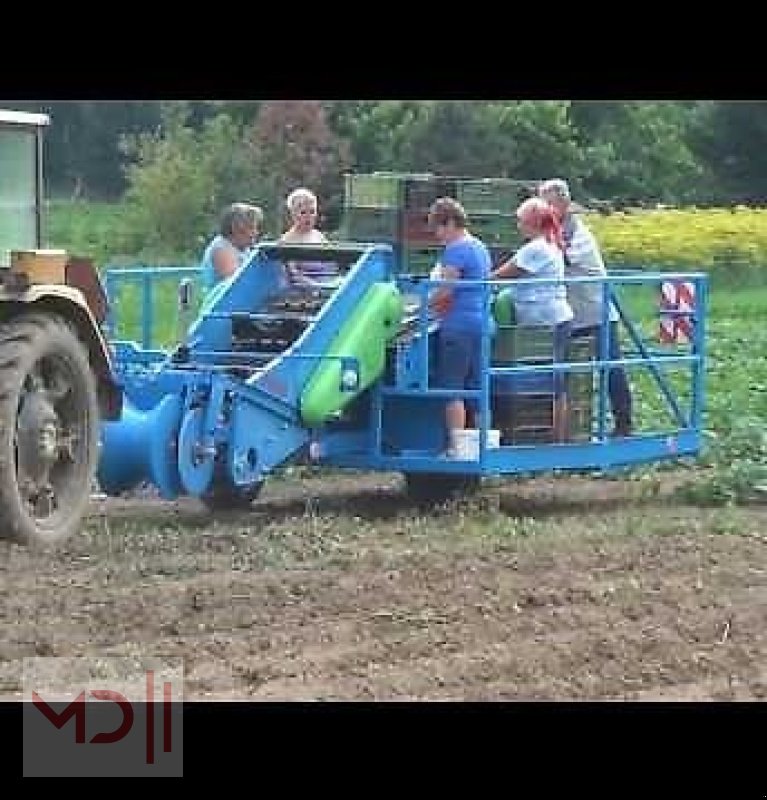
xmin=401 ymin=247 xmax=441 ymax=276
xmin=343 ymin=207 xmax=400 ymax=242
xmin=492 ymin=393 xmax=554 ymax=445
xmin=568 ymin=399 xmax=593 ymax=442
xmin=491 ymin=325 xmax=596 ymax=443
xmin=404 ymin=177 xmax=457 ymax=211
xmin=566 ymin=333 xmax=596 ymax=403
xmin=402 ymin=209 xmax=440 ymax=247
xmin=470 ymin=212 xmax=518 ymax=247
xmin=345 ymin=173 xmax=400 ymax=209
xmin=492 ymin=391 xmax=593 ymax=445
xmin=493 ymin=325 xmax=557 ymax=362
xmin=457 ymin=178 xmax=535 ymax=214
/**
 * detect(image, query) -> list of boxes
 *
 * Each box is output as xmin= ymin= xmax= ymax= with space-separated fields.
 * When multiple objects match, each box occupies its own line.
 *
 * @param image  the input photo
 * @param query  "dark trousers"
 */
xmin=571 ymin=321 xmax=632 ymax=428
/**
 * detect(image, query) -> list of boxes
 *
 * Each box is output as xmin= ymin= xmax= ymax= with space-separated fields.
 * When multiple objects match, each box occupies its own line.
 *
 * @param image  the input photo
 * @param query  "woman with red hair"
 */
xmin=491 ymin=197 xmax=574 ymax=442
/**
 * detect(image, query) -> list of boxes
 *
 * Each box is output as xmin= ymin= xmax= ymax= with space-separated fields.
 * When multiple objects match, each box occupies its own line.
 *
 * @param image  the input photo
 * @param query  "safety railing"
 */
xmin=103 ymin=264 xmax=200 ymax=351
xmin=391 ymin=269 xmax=707 ymax=456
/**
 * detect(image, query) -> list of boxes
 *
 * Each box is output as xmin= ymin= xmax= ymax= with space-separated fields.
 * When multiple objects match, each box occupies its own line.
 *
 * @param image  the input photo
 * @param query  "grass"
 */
xmin=45 ymin=199 xmax=129 ymax=268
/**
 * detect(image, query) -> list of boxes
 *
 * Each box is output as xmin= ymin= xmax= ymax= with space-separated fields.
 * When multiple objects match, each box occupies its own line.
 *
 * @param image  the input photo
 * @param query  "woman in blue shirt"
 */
xmin=199 ymin=203 xmax=264 ymax=295
xmin=428 ymin=197 xmax=494 ymax=458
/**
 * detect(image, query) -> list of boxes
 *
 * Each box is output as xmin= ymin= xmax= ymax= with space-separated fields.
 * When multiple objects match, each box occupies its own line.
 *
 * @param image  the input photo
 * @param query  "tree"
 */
xmin=687 ymin=101 xmax=767 ymax=205
xmin=119 ymin=105 xmax=265 ymax=258
xmin=569 ymin=102 xmax=704 ymax=204
xmin=250 ymin=101 xmax=351 ymax=232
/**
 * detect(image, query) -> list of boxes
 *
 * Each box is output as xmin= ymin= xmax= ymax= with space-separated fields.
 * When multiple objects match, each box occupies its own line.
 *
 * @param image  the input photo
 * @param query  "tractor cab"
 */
xmin=0 ymin=109 xmax=49 ymax=266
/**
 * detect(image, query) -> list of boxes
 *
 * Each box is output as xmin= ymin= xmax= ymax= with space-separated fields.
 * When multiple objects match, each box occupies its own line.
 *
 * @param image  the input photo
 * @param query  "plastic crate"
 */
xmin=343 ymin=207 xmax=400 ymax=242
xmin=345 ymin=174 xmax=400 ymax=209
xmin=401 ymin=247 xmax=441 ymax=276
xmin=493 ymin=325 xmax=557 ymax=362
xmin=457 ymin=178 xmax=535 ymax=214
xmin=402 ymin=209 xmax=440 ymax=247
xmin=470 ymin=212 xmax=518 ymax=246
xmin=404 ymin=177 xmax=457 ymax=211
xmin=492 ymin=393 xmax=554 ymax=445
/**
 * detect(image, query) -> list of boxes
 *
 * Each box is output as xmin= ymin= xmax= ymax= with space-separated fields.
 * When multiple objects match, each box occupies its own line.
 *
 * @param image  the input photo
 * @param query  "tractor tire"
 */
xmin=0 ymin=313 xmax=100 ymax=546
xmin=403 ymin=472 xmax=481 ymax=504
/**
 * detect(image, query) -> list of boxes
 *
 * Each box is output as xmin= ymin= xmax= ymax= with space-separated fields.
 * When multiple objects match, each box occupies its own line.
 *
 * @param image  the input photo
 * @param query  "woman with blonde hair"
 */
xmin=491 ymin=197 xmax=573 ymax=442
xmin=279 ymin=187 xmax=336 ymax=287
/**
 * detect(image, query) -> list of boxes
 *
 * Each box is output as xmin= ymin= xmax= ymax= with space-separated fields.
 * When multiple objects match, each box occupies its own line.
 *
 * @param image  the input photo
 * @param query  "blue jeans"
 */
xmin=435 ymin=329 xmax=482 ymax=416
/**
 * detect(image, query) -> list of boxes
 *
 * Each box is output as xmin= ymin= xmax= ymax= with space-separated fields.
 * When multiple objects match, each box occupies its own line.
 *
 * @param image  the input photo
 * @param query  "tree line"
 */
xmin=4 ymin=100 xmax=766 ymax=257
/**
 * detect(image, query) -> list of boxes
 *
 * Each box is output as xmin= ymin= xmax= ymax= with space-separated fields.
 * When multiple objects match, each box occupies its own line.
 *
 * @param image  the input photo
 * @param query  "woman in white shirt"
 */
xmin=491 ymin=197 xmax=574 ymax=442
xmin=279 ymin=187 xmax=335 ymax=287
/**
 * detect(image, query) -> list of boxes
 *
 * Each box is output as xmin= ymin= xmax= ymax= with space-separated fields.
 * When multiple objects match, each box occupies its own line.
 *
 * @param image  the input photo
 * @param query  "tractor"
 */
xmin=0 ymin=109 xmax=121 ymax=546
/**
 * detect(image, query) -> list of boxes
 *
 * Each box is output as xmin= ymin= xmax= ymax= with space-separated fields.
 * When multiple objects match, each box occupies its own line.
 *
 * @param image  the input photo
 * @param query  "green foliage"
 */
xmin=687 ymin=101 xmax=767 ymax=203
xmin=677 ymin=288 xmax=767 ymax=505
xmin=118 ymin=106 xmax=266 ymax=260
xmin=13 ymin=99 xmax=767 ymax=206
xmin=251 ymin=101 xmax=352 ymax=232
xmin=570 ymin=102 xmax=705 ymax=203
xmin=45 ymin=199 xmax=130 ymax=267
xmin=677 ymin=423 xmax=767 ymax=506
xmin=339 ymin=101 xmax=585 ymax=182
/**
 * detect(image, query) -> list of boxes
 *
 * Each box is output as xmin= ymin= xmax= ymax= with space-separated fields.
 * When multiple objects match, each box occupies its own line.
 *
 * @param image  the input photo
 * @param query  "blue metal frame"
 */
xmin=317 ymin=268 xmax=707 ymax=475
xmin=104 ymin=264 xmax=201 ymax=350
xmin=99 ymin=245 xmax=708 ymax=499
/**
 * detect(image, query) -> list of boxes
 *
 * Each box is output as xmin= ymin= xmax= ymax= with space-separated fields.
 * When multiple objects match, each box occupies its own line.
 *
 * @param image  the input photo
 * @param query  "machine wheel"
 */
xmin=0 ymin=313 xmax=100 ymax=546
xmin=201 ymin=481 xmax=264 ymax=512
xmin=403 ymin=472 xmax=481 ymax=504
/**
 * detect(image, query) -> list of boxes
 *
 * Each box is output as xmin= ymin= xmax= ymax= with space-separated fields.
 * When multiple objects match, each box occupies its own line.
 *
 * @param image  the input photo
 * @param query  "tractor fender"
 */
xmin=0 ymin=285 xmax=123 ymax=420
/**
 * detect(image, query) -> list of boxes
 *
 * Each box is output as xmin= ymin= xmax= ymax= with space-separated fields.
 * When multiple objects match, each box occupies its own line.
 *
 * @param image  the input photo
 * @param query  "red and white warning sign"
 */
xmin=659 ymin=281 xmax=695 ymax=343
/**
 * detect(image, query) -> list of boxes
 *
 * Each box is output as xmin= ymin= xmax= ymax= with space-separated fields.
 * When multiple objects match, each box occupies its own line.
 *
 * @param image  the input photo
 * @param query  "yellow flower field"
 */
xmin=586 ymin=207 xmax=767 ymax=276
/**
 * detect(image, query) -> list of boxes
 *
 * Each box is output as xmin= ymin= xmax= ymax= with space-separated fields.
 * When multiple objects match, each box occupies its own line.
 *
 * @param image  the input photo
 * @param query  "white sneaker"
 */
xmin=439 ymin=448 xmax=461 ymax=460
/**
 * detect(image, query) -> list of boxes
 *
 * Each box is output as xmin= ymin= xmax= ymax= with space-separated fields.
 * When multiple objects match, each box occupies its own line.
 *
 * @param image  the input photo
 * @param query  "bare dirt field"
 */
xmin=1 ymin=470 xmax=765 ymax=701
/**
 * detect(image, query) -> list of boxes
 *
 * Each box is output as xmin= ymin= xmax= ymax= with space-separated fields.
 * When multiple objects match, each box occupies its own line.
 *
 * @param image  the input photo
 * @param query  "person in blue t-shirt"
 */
xmin=199 ymin=203 xmax=264 ymax=296
xmin=427 ymin=197 xmax=494 ymax=458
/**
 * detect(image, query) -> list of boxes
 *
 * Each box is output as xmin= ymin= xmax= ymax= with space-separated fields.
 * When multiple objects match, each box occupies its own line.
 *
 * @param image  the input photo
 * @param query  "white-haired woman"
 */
xmin=199 ymin=202 xmax=263 ymax=294
xmin=279 ymin=187 xmax=335 ymax=286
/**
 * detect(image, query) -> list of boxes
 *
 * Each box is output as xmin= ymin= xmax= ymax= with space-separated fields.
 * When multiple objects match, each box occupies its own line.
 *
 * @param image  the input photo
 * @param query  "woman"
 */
xmin=279 ymin=187 xmax=336 ymax=287
xmin=491 ymin=197 xmax=574 ymax=443
xmin=428 ymin=197 xmax=494 ymax=458
xmin=199 ymin=202 xmax=263 ymax=295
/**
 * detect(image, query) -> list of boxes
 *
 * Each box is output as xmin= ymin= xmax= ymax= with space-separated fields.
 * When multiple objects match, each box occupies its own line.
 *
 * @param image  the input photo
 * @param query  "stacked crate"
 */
xmin=456 ymin=178 xmax=534 ymax=253
xmin=342 ymin=173 xmax=401 ymax=243
xmin=491 ymin=325 xmax=595 ymax=445
xmin=491 ymin=326 xmax=555 ymax=445
xmin=566 ymin=333 xmax=596 ymax=443
xmin=342 ymin=173 xmax=538 ymax=274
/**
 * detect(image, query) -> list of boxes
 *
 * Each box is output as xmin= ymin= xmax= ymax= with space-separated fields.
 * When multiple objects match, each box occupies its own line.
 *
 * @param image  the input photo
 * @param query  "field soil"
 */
xmin=1 ymin=470 xmax=765 ymax=701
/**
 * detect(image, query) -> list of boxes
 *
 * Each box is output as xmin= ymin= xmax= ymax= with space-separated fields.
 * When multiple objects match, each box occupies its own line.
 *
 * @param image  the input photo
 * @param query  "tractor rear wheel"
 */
xmin=0 ymin=313 xmax=100 ymax=546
